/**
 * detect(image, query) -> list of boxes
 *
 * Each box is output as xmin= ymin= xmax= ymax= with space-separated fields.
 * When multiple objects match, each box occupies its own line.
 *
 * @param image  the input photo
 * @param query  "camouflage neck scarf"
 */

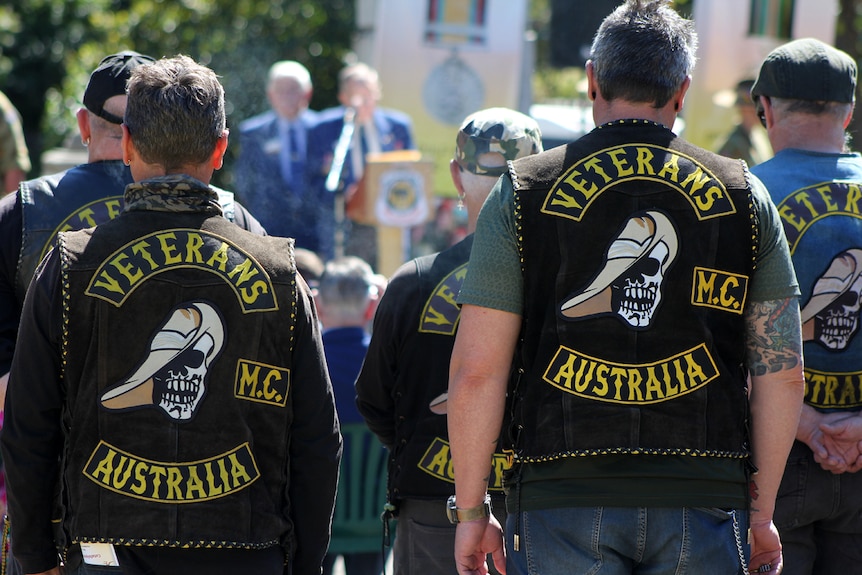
xmin=124 ymin=174 xmax=224 ymax=216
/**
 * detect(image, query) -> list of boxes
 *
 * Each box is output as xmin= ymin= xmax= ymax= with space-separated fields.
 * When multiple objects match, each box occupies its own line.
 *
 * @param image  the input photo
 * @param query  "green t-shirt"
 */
xmin=458 ymin=172 xmax=799 ymax=510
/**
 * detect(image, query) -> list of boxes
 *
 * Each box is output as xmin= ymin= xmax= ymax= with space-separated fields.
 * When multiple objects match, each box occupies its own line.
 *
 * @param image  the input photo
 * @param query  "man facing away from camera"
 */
xmin=751 ymin=37 xmax=862 ymax=574
xmin=0 ymin=55 xmax=341 ymax=575
xmin=447 ymin=2 xmax=805 ymax=574
xmin=0 ymin=51 xmax=265 ymax=411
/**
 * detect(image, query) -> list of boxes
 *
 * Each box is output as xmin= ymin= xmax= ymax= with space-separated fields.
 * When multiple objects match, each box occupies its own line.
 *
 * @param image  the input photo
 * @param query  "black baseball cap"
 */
xmin=83 ymin=50 xmax=155 ymax=124
xmin=751 ymin=38 xmax=857 ymax=103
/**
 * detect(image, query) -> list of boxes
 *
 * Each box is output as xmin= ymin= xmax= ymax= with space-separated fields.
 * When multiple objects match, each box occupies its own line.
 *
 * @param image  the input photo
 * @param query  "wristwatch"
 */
xmin=446 ymin=494 xmax=492 ymax=524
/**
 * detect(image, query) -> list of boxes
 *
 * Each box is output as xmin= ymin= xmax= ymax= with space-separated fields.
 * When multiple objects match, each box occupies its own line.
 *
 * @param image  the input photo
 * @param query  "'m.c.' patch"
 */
xmin=543 ymin=144 xmax=734 ymax=222
xmin=235 ymin=359 xmax=290 ymax=407
xmin=690 ymin=266 xmax=748 ymax=315
xmin=419 ymin=263 xmax=467 ymax=335
xmin=84 ymin=441 xmax=259 ymax=503
xmin=543 ymin=343 xmax=719 ymax=404
xmin=85 ymin=228 xmax=276 ymax=312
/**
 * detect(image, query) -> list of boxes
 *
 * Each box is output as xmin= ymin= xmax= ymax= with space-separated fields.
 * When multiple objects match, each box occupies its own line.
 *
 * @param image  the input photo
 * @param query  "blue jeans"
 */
xmin=505 ymin=506 xmax=749 ymax=575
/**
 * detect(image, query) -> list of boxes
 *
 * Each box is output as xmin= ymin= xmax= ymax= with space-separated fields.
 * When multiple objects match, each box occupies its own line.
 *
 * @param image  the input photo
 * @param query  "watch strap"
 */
xmin=446 ymin=494 xmax=491 ymax=523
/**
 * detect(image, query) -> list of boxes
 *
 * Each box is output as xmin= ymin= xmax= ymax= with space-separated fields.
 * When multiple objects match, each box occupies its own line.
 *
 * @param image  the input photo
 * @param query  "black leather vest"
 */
xmin=385 ymin=237 xmax=508 ymax=500
xmin=58 ymin=204 xmax=299 ymax=551
xmin=17 ymin=161 xmax=132 ymax=302
xmin=17 ymin=162 xmax=238 ymax=303
xmin=510 ymin=120 xmax=755 ymax=463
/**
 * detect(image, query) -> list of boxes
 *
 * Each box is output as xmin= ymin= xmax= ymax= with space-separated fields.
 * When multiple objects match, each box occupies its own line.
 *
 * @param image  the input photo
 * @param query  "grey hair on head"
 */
xmin=589 ymin=0 xmax=697 ymax=108
xmin=124 ymin=55 xmax=226 ymax=170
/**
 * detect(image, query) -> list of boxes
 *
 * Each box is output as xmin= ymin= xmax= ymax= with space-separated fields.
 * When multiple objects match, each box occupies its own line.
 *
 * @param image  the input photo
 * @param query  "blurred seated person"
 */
xmin=315 ymin=255 xmax=384 ymax=575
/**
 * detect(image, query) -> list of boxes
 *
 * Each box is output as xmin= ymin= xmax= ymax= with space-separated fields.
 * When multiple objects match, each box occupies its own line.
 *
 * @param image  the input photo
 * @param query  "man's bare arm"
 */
xmin=744 ymin=297 xmax=804 ymax=572
xmin=449 ymin=304 xmax=521 ymax=575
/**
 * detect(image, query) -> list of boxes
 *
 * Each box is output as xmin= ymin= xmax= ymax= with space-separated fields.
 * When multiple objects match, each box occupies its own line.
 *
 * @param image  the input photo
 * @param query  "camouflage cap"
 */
xmin=454 ymin=107 xmax=543 ymax=177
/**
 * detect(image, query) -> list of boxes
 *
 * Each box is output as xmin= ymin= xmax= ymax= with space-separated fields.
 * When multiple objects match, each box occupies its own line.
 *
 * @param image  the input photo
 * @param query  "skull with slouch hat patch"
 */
xmin=560 ymin=211 xmax=679 ymax=329
xmin=100 ymin=301 xmax=225 ymax=421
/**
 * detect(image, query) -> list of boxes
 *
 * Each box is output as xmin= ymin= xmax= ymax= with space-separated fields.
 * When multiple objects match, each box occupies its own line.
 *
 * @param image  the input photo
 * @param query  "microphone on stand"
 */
xmin=325 ymin=102 xmax=358 ymax=193
xmin=326 ymin=99 xmax=361 ymax=258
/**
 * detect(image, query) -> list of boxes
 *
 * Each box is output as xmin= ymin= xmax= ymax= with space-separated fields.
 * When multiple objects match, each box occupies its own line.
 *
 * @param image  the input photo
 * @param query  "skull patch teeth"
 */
xmin=611 ymin=242 xmax=668 ymax=328
xmin=817 ymin=310 xmax=859 ymax=350
xmin=157 ymin=374 xmax=204 ymax=420
xmin=619 ymin=284 xmax=658 ymax=319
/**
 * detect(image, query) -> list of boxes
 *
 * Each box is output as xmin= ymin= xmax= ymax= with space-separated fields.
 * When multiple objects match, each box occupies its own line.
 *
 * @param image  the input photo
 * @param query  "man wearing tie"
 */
xmin=235 ymin=60 xmax=321 ymax=246
xmin=307 ymin=62 xmax=414 ymax=266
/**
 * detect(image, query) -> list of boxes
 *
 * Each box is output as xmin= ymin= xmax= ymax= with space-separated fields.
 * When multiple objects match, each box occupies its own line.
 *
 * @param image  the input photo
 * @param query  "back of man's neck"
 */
xmin=770 ymin=125 xmax=846 ymax=154
xmin=592 ymin=100 xmax=678 ymax=130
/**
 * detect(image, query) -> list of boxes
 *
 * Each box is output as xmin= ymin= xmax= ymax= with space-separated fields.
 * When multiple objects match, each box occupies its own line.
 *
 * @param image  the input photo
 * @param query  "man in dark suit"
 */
xmin=235 ymin=60 xmax=321 ymax=247
xmin=307 ymin=62 xmax=414 ymax=266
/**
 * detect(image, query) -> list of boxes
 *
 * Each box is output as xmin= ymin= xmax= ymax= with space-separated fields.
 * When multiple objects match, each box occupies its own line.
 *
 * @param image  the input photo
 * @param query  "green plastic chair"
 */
xmin=328 ymin=423 xmax=394 ymax=554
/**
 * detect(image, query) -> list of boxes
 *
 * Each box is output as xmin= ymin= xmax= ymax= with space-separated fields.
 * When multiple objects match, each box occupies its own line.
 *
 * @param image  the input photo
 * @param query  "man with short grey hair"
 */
xmin=751 ymin=37 xmax=862 ymax=575
xmin=448 ymin=2 xmax=804 ymax=574
xmin=306 ymin=61 xmax=414 ymax=265
xmin=315 ymin=255 xmax=383 ymax=575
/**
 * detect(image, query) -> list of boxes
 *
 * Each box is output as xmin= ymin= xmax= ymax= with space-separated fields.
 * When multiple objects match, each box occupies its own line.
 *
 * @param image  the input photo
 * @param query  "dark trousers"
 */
xmin=775 ymin=440 xmax=862 ymax=574
xmin=393 ymin=498 xmax=505 ymax=575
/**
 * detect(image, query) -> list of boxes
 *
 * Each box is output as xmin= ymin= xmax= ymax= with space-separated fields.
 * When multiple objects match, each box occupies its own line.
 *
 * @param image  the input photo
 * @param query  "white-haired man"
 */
xmin=235 ymin=60 xmax=321 ymax=247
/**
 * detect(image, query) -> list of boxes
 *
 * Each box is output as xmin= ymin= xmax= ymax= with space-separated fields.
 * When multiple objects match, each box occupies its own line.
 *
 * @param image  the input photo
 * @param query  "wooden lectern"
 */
xmin=347 ymin=150 xmax=434 ymax=277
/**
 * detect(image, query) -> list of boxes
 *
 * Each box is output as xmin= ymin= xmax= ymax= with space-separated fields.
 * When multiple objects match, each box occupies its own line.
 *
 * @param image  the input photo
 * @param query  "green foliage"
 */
xmin=671 ymin=0 xmax=694 ymax=19
xmin=530 ymin=0 xmax=696 ymax=103
xmin=0 ymin=0 xmax=355 ymax=180
xmin=0 ymin=0 xmax=110 ymax=169
xmin=532 ymin=67 xmax=586 ymax=103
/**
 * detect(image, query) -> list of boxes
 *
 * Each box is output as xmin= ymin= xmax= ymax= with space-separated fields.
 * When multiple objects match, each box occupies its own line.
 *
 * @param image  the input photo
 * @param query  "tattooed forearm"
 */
xmin=744 ymin=298 xmax=802 ymax=377
xmin=749 ymin=477 xmax=761 ymax=513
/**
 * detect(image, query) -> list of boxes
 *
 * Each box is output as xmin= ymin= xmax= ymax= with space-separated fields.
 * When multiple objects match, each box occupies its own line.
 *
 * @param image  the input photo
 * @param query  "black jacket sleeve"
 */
xmin=286 ymin=280 xmax=342 ymax=574
xmin=0 ymin=249 xmax=64 ymax=573
xmin=0 ymin=191 xmax=23 ymax=376
xmin=355 ymin=263 xmax=420 ymax=449
xmin=232 ymin=201 xmax=268 ymax=236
